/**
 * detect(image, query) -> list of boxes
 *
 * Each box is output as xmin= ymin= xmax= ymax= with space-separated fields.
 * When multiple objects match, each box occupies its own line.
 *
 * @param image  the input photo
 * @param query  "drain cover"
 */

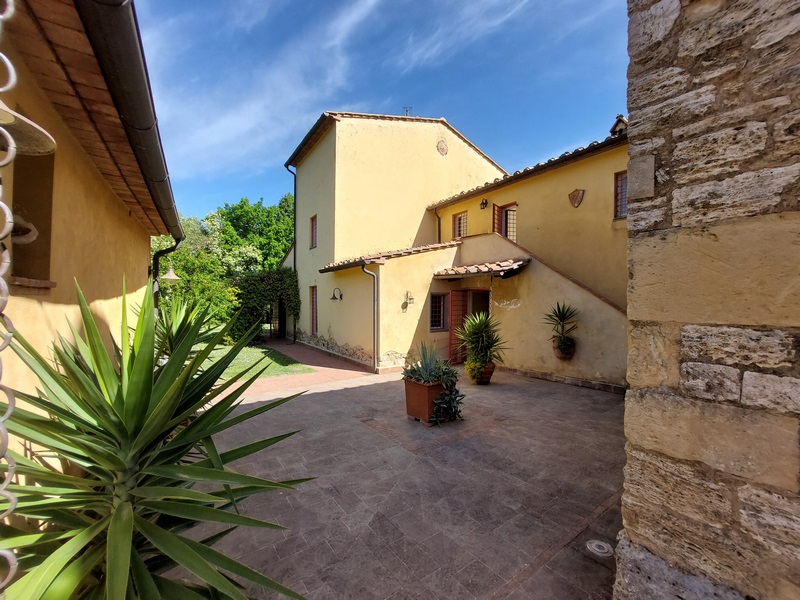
xmin=586 ymin=539 xmax=614 ymax=558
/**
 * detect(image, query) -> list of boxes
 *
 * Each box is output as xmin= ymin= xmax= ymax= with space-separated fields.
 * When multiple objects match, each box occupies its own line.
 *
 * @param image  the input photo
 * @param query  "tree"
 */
xmin=218 ymin=194 xmax=294 ymax=270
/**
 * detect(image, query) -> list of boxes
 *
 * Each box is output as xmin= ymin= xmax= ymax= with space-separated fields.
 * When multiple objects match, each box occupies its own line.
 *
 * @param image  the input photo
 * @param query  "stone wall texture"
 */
xmin=617 ymin=0 xmax=800 ymax=598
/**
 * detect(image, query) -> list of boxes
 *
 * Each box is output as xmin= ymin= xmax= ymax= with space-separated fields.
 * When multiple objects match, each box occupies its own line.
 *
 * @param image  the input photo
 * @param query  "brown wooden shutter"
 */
xmin=493 ymin=203 xmax=502 ymax=233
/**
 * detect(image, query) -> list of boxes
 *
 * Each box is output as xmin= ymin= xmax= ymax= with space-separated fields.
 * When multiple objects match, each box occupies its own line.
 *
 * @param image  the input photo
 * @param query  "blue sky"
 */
xmin=135 ymin=0 xmax=629 ymax=218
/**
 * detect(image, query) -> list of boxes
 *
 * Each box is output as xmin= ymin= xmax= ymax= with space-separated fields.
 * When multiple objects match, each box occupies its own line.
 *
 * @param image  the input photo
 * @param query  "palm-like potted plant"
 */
xmin=1 ymin=284 xmax=306 ymax=599
xmin=402 ymin=343 xmax=463 ymax=425
xmin=455 ymin=312 xmax=507 ymax=385
xmin=544 ymin=302 xmax=579 ymax=360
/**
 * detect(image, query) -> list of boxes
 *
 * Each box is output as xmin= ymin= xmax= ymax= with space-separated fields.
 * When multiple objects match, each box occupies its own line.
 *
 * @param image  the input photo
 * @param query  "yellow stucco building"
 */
xmin=285 ymin=112 xmax=630 ymax=390
xmin=1 ymin=0 xmax=183 ymax=394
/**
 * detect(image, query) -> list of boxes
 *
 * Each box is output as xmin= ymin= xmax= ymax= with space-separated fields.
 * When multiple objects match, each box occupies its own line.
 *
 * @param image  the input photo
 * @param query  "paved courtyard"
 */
xmin=210 ymin=344 xmax=626 ymax=599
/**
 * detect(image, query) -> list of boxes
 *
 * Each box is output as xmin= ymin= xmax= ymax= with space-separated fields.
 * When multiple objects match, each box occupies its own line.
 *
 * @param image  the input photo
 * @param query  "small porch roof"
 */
xmin=319 ymin=240 xmax=461 ymax=273
xmin=434 ymin=258 xmax=531 ymax=280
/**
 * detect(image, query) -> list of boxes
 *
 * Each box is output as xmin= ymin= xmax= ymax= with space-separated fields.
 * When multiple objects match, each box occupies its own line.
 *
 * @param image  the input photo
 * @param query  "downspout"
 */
xmin=74 ymin=0 xmax=186 ymax=309
xmin=152 ymin=239 xmax=182 ymax=310
xmin=361 ymin=263 xmax=379 ymax=373
xmin=434 ymin=207 xmax=441 ymax=244
xmin=285 ymin=165 xmax=297 ymax=341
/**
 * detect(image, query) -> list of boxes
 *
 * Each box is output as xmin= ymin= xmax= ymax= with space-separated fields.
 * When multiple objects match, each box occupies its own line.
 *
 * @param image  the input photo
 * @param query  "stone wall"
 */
xmin=617 ymin=0 xmax=800 ymax=598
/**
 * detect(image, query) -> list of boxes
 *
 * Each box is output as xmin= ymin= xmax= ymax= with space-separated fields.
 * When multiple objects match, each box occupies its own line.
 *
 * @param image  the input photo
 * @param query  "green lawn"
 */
xmin=209 ymin=344 xmax=314 ymax=380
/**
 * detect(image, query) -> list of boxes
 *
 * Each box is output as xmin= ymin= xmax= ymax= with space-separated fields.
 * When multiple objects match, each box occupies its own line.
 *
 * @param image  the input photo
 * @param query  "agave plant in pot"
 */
xmin=455 ymin=311 xmax=508 ymax=385
xmin=544 ymin=301 xmax=579 ymax=360
xmin=0 ymin=284 xmax=306 ymax=599
xmin=402 ymin=343 xmax=464 ymax=425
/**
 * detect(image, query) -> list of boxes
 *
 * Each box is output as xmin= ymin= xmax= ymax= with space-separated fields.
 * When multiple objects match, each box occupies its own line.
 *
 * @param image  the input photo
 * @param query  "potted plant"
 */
xmin=402 ymin=343 xmax=464 ymax=425
xmin=455 ymin=311 xmax=508 ymax=385
xmin=1 ymin=284 xmax=305 ymax=599
xmin=544 ymin=301 xmax=579 ymax=360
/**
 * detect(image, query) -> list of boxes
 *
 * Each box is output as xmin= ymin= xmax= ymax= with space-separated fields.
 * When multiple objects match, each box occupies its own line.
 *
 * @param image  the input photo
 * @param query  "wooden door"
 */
xmin=448 ymin=290 xmax=468 ymax=363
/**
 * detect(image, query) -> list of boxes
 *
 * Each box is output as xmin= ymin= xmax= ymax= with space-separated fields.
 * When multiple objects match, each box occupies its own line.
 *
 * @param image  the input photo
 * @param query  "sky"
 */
xmin=135 ymin=0 xmax=629 ymax=218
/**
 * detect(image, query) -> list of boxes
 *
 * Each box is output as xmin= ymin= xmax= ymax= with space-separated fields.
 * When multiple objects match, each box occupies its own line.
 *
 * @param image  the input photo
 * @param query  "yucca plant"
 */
xmin=454 ymin=312 xmax=507 ymax=383
xmin=155 ymin=294 xmax=221 ymax=361
xmin=0 ymin=282 xmax=306 ymax=599
xmin=544 ymin=301 xmax=579 ymax=357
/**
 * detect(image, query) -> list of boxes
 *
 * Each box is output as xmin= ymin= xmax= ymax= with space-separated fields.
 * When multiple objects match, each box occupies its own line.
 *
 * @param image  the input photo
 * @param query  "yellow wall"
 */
xmin=492 ymin=260 xmax=628 ymax=385
xmin=378 ymin=246 xmax=459 ymax=366
xmin=333 ymin=118 xmax=504 ymax=260
xmin=2 ymin=46 xmax=151 ymax=394
xmin=437 ymin=144 xmax=629 ymax=309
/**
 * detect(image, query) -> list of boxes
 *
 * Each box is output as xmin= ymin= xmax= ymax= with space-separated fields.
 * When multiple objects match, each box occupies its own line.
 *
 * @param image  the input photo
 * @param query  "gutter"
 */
xmin=361 ymin=263 xmax=379 ymax=373
xmin=74 ymin=0 xmax=185 ymax=298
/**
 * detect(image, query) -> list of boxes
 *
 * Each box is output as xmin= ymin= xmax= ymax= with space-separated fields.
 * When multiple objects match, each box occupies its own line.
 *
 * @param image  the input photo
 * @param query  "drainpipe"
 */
xmin=152 ymin=238 xmax=182 ymax=310
xmin=361 ymin=263 xmax=379 ymax=373
xmin=434 ymin=206 xmax=441 ymax=244
xmin=285 ymin=164 xmax=297 ymax=341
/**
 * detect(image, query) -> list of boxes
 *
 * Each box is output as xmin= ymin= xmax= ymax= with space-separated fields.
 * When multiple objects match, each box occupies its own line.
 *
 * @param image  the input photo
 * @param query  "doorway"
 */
xmin=448 ymin=288 xmax=490 ymax=363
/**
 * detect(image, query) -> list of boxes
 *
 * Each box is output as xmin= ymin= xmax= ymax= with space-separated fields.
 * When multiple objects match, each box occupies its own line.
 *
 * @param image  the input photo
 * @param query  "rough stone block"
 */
xmin=628 ymin=67 xmax=690 ymax=109
xmin=627 ymin=321 xmax=681 ymax=387
xmin=671 ymin=163 xmax=800 ymax=227
xmin=774 ymin=108 xmax=800 ymax=159
xmin=622 ymin=499 xmax=767 ymax=595
xmin=739 ymin=485 xmax=800 ymax=562
xmin=628 ymin=154 xmax=656 ymax=200
xmin=628 ymin=0 xmax=681 ymax=58
xmin=628 ymin=86 xmax=717 ymax=138
xmin=741 ymin=372 xmax=800 ymax=414
xmin=673 ymin=122 xmax=768 ymax=185
xmin=625 ymin=388 xmax=800 ymax=491
xmin=628 ymin=215 xmax=800 ymax=327
xmin=678 ymin=0 xmax=799 ymax=57
xmin=679 ymin=362 xmax=742 ymax=401
xmin=614 ymin=535 xmax=746 ymax=600
xmin=628 ymin=197 xmax=669 ymax=232
xmin=624 ymin=446 xmax=733 ymax=527
xmin=682 ymin=325 xmax=796 ymax=369
xmin=672 ymin=97 xmax=790 ymax=139
xmin=752 ymin=11 xmax=800 ymax=49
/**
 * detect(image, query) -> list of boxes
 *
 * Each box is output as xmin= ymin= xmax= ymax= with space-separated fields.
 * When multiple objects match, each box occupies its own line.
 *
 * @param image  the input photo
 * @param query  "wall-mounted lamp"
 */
xmin=330 ymin=287 xmax=343 ymax=301
xmin=161 ymin=258 xmax=181 ymax=282
xmin=404 ymin=291 xmax=414 ymax=304
xmin=480 ymin=198 xmax=489 ymax=210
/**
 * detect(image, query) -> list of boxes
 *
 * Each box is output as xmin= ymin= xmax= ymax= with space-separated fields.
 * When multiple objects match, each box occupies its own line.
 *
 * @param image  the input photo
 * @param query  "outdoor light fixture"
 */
xmin=480 ymin=198 xmax=489 ymax=209
xmin=330 ymin=287 xmax=343 ymax=301
xmin=404 ymin=291 xmax=414 ymax=304
xmin=161 ymin=258 xmax=181 ymax=282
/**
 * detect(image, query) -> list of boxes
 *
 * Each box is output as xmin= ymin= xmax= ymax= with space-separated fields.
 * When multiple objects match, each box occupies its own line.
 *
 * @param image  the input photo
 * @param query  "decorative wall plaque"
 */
xmin=569 ymin=189 xmax=585 ymax=208
xmin=437 ymin=139 xmax=448 ymax=156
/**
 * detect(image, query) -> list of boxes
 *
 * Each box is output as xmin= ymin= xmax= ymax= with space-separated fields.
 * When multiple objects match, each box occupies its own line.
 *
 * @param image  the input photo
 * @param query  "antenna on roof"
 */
xmin=403 ymin=106 xmax=413 ymax=117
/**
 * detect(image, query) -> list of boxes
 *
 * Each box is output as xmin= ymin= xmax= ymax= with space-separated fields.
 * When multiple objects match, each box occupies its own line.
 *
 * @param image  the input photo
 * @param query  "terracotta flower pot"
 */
xmin=552 ymin=338 xmax=576 ymax=360
xmin=404 ymin=378 xmax=443 ymax=424
xmin=475 ymin=361 xmax=496 ymax=385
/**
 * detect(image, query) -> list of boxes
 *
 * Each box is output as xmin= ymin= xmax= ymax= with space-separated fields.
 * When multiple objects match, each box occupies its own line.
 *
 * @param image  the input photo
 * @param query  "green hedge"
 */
xmin=230 ymin=268 xmax=301 ymax=342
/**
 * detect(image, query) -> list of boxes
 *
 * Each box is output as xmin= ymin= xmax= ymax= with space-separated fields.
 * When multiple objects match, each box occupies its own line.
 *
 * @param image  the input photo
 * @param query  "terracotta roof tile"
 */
xmin=434 ymin=258 xmax=531 ymax=279
xmin=319 ymin=240 xmax=461 ymax=273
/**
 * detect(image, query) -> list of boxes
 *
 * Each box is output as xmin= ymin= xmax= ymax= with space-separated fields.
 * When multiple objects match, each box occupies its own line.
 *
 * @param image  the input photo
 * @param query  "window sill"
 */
xmin=10 ymin=276 xmax=56 ymax=295
xmin=613 ymin=216 xmax=627 ymax=221
xmin=430 ymin=328 xmax=448 ymax=333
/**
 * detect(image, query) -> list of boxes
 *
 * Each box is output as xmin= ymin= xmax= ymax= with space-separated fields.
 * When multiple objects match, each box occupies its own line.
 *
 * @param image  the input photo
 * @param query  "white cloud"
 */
xmin=393 ymin=0 xmax=530 ymax=72
xmin=139 ymin=0 xmax=385 ymax=181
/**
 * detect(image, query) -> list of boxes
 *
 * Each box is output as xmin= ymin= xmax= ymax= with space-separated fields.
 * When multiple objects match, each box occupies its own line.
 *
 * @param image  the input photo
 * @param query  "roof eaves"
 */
xmin=318 ymin=240 xmax=461 ymax=273
xmin=427 ymin=132 xmax=628 ymax=212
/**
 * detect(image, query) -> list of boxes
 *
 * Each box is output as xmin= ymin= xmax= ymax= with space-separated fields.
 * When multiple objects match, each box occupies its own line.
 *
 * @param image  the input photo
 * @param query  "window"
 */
xmin=310 ymin=215 xmax=317 ymax=248
xmin=310 ymin=286 xmax=318 ymax=336
xmin=10 ymin=153 xmax=55 ymax=283
xmin=615 ymin=171 xmax=628 ymax=219
xmin=492 ymin=203 xmax=517 ymax=242
xmin=452 ymin=211 xmax=468 ymax=239
xmin=430 ymin=293 xmax=448 ymax=331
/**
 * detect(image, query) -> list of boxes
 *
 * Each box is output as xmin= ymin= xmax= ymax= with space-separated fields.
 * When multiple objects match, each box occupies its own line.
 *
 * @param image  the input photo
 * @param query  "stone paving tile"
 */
xmin=211 ymin=351 xmax=625 ymax=599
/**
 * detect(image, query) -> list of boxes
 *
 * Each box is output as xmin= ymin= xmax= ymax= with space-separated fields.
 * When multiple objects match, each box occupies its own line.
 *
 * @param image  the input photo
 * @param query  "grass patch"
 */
xmin=210 ymin=344 xmax=314 ymax=380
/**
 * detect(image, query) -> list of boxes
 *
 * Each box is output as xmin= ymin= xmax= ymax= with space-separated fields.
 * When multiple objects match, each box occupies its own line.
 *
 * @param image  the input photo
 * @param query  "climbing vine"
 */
xmin=230 ymin=267 xmax=301 ymax=342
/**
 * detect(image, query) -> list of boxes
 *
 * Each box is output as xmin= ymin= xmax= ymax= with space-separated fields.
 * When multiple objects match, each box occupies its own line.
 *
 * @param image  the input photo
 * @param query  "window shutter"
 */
xmin=493 ymin=204 xmax=502 ymax=233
